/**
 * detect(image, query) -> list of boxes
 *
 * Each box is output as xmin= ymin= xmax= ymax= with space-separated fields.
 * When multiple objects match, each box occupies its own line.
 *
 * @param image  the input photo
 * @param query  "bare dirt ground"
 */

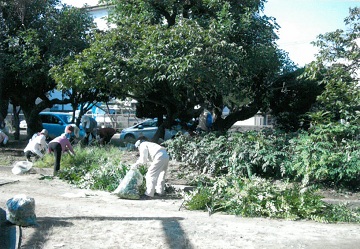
xmin=1 ymin=137 xmax=360 ymax=249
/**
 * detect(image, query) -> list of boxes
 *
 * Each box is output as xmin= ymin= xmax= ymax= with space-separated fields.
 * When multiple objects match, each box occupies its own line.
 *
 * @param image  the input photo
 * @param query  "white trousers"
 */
xmin=145 ymin=149 xmax=169 ymax=197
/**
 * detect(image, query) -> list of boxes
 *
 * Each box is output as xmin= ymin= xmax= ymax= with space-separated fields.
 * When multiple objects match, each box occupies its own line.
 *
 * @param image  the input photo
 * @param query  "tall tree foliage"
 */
xmin=58 ymin=0 xmax=290 ymax=139
xmin=304 ymin=7 xmax=360 ymax=125
xmin=0 ymin=9 xmax=8 ymax=128
xmin=0 ymin=0 xmax=95 ymax=137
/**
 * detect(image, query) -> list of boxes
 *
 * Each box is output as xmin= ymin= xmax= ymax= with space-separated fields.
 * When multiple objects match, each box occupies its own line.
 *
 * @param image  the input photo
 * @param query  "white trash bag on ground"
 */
xmin=6 ymin=194 xmax=37 ymax=226
xmin=12 ymin=161 xmax=33 ymax=175
xmin=113 ymin=169 xmax=143 ymax=200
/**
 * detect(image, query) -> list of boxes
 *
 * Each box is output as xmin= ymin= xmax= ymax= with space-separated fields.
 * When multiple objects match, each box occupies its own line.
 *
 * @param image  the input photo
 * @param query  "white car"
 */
xmin=119 ymin=118 xmax=185 ymax=143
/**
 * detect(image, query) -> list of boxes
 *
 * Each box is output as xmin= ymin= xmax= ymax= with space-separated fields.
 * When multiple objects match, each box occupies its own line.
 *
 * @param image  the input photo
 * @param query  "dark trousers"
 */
xmin=48 ymin=142 xmax=62 ymax=174
xmin=24 ymin=151 xmax=40 ymax=161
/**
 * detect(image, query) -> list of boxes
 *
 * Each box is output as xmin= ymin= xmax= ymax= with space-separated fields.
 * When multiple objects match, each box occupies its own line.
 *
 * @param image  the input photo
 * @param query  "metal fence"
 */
xmin=93 ymin=114 xmax=145 ymax=131
xmin=4 ymin=113 xmax=144 ymax=133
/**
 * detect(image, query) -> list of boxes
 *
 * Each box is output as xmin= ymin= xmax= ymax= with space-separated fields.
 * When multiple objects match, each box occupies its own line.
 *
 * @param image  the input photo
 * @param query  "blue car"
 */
xmin=39 ymin=112 xmax=85 ymax=140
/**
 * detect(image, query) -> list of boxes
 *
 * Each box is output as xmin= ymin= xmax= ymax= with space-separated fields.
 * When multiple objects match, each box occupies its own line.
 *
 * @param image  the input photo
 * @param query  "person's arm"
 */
xmin=61 ymin=138 xmax=75 ymax=155
xmin=132 ymin=144 xmax=148 ymax=168
xmin=65 ymin=140 xmax=75 ymax=155
xmin=32 ymin=136 xmax=47 ymax=158
xmin=33 ymin=144 xmax=44 ymax=158
xmin=40 ymin=136 xmax=48 ymax=151
xmin=73 ymin=126 xmax=80 ymax=138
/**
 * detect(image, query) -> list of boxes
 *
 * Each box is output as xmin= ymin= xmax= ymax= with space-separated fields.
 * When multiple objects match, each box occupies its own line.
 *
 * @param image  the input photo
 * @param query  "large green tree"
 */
xmin=0 ymin=0 xmax=95 ymax=137
xmin=304 ymin=7 xmax=360 ymax=125
xmin=0 ymin=7 xmax=8 ymax=128
xmin=57 ymin=0 xmax=291 ymax=140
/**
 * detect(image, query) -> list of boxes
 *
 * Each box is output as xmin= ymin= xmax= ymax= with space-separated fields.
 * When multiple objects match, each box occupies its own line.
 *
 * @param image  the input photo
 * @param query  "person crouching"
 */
xmin=24 ymin=129 xmax=48 ymax=161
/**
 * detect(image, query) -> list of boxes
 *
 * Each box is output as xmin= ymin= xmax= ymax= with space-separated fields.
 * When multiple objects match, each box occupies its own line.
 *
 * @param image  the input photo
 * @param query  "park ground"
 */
xmin=0 ymin=134 xmax=360 ymax=248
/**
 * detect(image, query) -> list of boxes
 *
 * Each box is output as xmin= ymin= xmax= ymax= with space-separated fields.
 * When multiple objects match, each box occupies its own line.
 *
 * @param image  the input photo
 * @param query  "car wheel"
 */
xmin=124 ymin=134 xmax=136 ymax=143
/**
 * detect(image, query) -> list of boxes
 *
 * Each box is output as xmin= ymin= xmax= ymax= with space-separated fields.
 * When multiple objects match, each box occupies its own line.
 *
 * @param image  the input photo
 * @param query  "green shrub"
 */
xmin=165 ymin=132 xmax=232 ymax=176
xmin=166 ymin=124 xmax=359 ymax=190
xmin=287 ymin=123 xmax=360 ymax=189
xmin=165 ymin=130 xmax=292 ymax=179
xmin=184 ymin=176 xmax=360 ymax=223
xmin=228 ymin=129 xmax=291 ymax=179
xmin=59 ymin=146 xmax=127 ymax=191
xmin=35 ymin=145 xmax=143 ymax=192
xmin=185 ymin=187 xmax=212 ymax=211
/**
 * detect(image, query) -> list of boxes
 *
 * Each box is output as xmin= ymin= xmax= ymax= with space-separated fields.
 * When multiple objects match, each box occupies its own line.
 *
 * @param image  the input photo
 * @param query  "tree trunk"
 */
xmin=21 ymin=106 xmax=43 ymax=139
xmin=151 ymin=116 xmax=166 ymax=143
xmin=212 ymin=102 xmax=260 ymax=131
xmin=12 ymin=104 xmax=20 ymax=140
xmin=0 ymin=91 xmax=8 ymax=129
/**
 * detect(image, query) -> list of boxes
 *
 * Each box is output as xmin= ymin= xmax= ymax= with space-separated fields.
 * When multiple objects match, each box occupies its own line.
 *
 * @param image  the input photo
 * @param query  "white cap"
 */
xmin=135 ymin=140 xmax=141 ymax=148
xmin=40 ymin=129 xmax=48 ymax=136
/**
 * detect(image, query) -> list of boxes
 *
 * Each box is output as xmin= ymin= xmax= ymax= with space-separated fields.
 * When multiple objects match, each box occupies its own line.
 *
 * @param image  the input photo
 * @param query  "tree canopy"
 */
xmin=54 ymin=0 xmax=292 ymax=139
xmin=0 ymin=0 xmax=96 ymax=136
xmin=304 ymin=7 xmax=360 ymax=125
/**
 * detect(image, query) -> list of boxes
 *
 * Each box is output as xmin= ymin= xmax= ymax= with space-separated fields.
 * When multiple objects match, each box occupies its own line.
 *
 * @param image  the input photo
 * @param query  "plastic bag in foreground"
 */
xmin=113 ymin=169 xmax=143 ymax=200
xmin=6 ymin=194 xmax=37 ymax=226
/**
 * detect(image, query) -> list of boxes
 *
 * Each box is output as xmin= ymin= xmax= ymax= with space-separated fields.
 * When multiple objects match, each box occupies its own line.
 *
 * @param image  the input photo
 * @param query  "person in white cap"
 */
xmin=132 ymin=137 xmax=170 ymax=199
xmin=24 ymin=129 xmax=48 ymax=161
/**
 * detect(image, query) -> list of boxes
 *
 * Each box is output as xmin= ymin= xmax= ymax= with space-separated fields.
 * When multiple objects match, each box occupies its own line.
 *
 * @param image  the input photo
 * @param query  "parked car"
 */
xmin=119 ymin=118 xmax=186 ymax=143
xmin=39 ymin=112 xmax=85 ymax=139
xmin=19 ymin=120 xmax=27 ymax=130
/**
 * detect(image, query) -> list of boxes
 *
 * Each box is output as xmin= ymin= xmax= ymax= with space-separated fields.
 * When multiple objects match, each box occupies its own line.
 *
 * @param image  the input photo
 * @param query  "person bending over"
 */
xmin=132 ymin=138 xmax=169 ymax=199
xmin=81 ymin=116 xmax=97 ymax=145
xmin=48 ymin=134 xmax=75 ymax=175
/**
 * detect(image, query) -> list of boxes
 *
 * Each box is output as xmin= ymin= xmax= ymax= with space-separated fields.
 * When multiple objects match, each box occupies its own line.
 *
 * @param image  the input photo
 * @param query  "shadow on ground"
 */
xmin=23 ymin=216 xmax=193 ymax=249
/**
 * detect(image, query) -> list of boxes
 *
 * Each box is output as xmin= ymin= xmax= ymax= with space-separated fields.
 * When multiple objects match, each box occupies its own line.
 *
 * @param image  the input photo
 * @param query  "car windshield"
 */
xmin=139 ymin=119 xmax=158 ymax=127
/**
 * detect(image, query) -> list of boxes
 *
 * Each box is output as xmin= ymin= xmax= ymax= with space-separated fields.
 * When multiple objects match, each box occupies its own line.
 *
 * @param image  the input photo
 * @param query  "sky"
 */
xmin=61 ymin=0 xmax=360 ymax=66
xmin=61 ymin=0 xmax=99 ymax=8
xmin=264 ymin=0 xmax=360 ymax=66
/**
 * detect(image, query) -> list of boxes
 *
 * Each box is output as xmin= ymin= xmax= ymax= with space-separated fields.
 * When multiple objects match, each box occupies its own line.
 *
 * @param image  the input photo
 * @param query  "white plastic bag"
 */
xmin=12 ymin=161 xmax=33 ymax=175
xmin=113 ymin=169 xmax=143 ymax=200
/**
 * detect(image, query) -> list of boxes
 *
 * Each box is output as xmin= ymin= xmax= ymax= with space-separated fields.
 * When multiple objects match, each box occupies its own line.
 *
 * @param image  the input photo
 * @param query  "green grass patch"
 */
xmin=34 ymin=145 xmax=145 ymax=192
